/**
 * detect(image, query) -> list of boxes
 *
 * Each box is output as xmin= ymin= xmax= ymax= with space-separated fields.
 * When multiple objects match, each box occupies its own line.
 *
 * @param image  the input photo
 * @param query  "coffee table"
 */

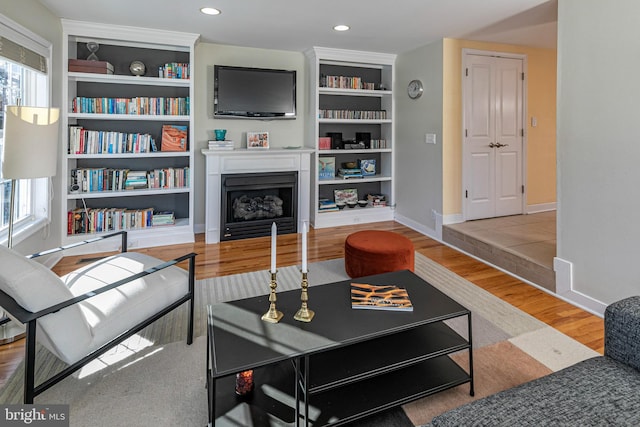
xmin=206 ymin=269 xmax=474 ymax=426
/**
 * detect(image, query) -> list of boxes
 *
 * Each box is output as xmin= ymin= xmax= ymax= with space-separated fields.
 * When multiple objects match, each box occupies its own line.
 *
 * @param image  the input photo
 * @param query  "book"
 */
xmin=318 ymin=198 xmax=338 ymax=211
xmin=68 ymin=59 xmax=114 ymax=73
xmin=161 ymin=125 xmax=188 ymax=151
xmin=318 ymin=157 xmax=336 ymax=180
xmin=351 ymin=283 xmax=413 ymax=311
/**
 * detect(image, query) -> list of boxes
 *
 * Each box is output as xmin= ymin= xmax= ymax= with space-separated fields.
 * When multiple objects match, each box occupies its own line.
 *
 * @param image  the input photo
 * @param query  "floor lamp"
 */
xmin=1 ymin=105 xmax=60 ymax=344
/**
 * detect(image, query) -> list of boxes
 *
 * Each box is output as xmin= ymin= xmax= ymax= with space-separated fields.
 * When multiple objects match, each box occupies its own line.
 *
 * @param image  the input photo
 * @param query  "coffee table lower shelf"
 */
xmin=211 ymin=355 xmax=471 ymax=426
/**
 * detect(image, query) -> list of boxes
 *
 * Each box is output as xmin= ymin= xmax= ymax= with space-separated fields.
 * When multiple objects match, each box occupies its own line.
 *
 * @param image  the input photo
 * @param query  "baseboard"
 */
xmin=443 ymin=213 xmax=464 ymax=225
xmin=554 ymin=257 xmax=607 ymax=316
xmin=527 ymin=202 xmax=556 ymax=214
xmin=393 ymin=214 xmax=440 ymax=241
xmin=194 ymin=223 xmax=205 ymax=234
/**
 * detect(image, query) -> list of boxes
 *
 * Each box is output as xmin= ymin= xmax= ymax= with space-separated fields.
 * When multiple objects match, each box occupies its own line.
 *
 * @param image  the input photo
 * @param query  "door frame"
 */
xmin=461 ymin=48 xmax=528 ymax=221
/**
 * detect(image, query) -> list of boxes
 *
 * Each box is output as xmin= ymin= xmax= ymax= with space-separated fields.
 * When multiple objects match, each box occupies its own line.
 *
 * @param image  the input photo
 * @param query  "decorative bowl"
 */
xmin=347 ymin=201 xmax=357 ymax=208
xmin=342 ymin=162 xmax=357 ymax=169
xmin=336 ymin=202 xmax=346 ymax=210
xmin=357 ymin=200 xmax=368 ymax=207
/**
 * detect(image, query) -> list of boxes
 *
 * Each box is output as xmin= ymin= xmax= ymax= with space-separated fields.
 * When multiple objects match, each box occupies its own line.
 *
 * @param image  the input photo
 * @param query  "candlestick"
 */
xmin=301 ymin=221 xmax=308 ymax=273
xmin=294 ymin=271 xmax=314 ymax=322
xmin=261 ymin=271 xmax=283 ymax=323
xmin=271 ymin=222 xmax=277 ymax=274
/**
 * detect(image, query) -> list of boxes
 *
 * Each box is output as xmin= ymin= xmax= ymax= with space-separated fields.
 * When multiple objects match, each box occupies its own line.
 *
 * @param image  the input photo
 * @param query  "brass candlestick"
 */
xmin=261 ymin=271 xmax=283 ymax=323
xmin=294 ymin=271 xmax=314 ymax=322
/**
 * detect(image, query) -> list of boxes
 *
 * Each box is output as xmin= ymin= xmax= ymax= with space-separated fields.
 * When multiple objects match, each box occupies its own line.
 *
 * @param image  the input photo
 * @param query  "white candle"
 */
xmin=302 ymin=221 xmax=308 ymax=273
xmin=271 ymin=222 xmax=277 ymax=273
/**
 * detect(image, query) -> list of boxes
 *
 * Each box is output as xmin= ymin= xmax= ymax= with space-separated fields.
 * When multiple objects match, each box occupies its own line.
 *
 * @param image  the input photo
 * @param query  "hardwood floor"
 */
xmin=0 ymin=221 xmax=604 ymax=390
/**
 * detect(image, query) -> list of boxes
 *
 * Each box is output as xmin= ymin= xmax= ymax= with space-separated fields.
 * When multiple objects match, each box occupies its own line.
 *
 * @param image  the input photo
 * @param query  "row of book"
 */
xmin=319 ymin=109 xmax=388 ymax=120
xmin=72 ymin=96 xmax=190 ymax=116
xmin=70 ymin=167 xmax=190 ymax=193
xmin=158 ymin=62 xmax=190 ymax=79
xmin=67 ymin=207 xmax=175 ymax=235
xmin=370 ymin=139 xmax=389 ymax=149
xmin=69 ymin=126 xmax=156 ymax=154
xmin=320 ymin=75 xmax=377 ymax=90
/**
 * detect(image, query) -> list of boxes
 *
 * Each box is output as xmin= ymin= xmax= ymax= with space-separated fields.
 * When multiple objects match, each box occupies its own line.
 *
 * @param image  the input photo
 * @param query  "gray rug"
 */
xmin=0 ymin=254 xmax=598 ymax=426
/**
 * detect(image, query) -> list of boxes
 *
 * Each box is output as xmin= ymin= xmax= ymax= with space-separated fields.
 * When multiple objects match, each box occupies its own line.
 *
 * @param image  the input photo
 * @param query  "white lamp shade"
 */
xmin=2 ymin=106 xmax=60 ymax=179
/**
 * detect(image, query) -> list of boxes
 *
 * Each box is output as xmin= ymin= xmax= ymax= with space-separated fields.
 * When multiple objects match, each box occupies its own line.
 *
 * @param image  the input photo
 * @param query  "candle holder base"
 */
xmin=293 ymin=307 xmax=315 ymax=323
xmin=261 ymin=309 xmax=284 ymax=323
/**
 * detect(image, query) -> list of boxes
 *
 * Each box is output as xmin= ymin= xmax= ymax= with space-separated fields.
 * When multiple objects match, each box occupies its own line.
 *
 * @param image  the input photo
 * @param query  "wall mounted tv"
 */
xmin=214 ymin=65 xmax=296 ymax=119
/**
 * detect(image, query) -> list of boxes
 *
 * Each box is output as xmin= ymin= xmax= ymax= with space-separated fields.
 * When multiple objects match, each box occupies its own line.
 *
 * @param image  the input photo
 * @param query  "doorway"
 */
xmin=462 ymin=51 xmax=526 ymax=220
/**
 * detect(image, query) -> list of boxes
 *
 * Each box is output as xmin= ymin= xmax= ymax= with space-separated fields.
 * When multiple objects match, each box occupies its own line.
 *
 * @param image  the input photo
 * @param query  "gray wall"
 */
xmin=0 ymin=0 xmax=62 ymax=255
xmin=394 ymin=40 xmax=444 ymax=234
xmin=557 ymin=0 xmax=640 ymax=304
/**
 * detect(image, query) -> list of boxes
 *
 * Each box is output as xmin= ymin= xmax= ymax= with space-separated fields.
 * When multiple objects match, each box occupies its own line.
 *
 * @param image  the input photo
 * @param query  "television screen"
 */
xmin=214 ymin=65 xmax=296 ymax=119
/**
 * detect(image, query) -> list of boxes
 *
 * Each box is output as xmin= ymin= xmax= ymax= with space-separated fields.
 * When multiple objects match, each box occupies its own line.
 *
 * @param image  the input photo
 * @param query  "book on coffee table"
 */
xmin=351 ymin=283 xmax=413 ymax=311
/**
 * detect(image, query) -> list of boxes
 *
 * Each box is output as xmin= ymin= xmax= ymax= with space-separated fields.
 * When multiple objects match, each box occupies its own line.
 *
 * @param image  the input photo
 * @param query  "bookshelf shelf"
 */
xmin=62 ymin=20 xmax=199 ymax=251
xmin=306 ymin=47 xmax=396 ymax=228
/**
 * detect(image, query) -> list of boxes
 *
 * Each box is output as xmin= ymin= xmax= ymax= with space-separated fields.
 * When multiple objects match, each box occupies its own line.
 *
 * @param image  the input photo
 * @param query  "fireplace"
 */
xmin=221 ymin=171 xmax=298 ymax=241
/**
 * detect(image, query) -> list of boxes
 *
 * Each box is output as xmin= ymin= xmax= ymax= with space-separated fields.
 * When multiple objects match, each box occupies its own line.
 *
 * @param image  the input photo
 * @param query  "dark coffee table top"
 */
xmin=208 ymin=269 xmax=469 ymax=377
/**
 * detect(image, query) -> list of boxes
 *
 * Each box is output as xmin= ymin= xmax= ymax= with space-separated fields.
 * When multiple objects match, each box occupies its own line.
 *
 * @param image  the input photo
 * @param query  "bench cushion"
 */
xmin=61 ymin=252 xmax=189 ymax=362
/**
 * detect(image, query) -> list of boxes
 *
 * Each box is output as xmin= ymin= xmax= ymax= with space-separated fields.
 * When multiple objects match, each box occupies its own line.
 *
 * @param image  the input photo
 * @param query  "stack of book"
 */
xmin=123 ymin=171 xmax=148 ymax=189
xmin=208 ymin=140 xmax=234 ymax=150
xmin=338 ymin=168 xmax=363 ymax=179
xmin=152 ymin=211 xmax=175 ymax=226
xmin=367 ymin=194 xmax=387 ymax=207
xmin=69 ymin=59 xmax=114 ymax=75
xmin=318 ymin=199 xmax=339 ymax=212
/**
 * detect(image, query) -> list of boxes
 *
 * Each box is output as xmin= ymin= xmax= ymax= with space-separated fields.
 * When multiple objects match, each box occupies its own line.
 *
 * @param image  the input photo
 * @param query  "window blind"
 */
xmin=0 ymin=35 xmax=47 ymax=73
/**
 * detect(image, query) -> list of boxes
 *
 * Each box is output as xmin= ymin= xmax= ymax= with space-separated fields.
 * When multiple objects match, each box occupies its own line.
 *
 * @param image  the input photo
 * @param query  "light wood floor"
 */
xmin=0 ymin=221 xmax=604 ymax=390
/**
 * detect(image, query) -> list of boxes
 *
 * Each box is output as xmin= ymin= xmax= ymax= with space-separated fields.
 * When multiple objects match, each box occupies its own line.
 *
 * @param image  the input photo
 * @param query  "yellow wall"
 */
xmin=442 ymin=39 xmax=557 ymax=216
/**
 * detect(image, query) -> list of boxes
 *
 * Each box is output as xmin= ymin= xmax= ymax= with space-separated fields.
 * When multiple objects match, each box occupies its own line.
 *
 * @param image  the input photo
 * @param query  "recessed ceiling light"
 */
xmin=333 ymin=25 xmax=350 ymax=32
xmin=200 ymin=7 xmax=221 ymax=15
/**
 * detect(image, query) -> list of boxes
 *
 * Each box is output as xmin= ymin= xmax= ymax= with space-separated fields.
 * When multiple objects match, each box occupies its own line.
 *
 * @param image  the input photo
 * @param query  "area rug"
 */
xmin=0 ymin=253 xmax=600 ymax=426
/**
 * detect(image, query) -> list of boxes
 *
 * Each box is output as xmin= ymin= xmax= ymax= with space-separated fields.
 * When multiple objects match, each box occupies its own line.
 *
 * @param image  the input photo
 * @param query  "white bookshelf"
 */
xmin=305 ymin=47 xmax=396 ymax=228
xmin=61 ymin=20 xmax=199 ymax=251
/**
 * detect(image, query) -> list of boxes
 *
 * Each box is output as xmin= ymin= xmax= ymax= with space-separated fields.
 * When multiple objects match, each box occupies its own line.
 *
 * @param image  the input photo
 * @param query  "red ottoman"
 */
xmin=345 ymin=230 xmax=415 ymax=278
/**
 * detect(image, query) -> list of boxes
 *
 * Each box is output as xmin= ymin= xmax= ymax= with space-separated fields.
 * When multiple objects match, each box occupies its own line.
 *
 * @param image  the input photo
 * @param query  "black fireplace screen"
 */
xmin=221 ymin=172 xmax=297 ymax=241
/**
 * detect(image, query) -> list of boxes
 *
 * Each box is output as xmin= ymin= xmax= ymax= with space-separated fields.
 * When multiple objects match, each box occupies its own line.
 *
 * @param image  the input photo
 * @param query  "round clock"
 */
xmin=407 ymin=79 xmax=423 ymax=99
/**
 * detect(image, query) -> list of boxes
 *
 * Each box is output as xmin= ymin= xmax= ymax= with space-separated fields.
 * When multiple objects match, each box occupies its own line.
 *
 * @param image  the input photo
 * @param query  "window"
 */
xmin=0 ymin=14 xmax=52 ymax=245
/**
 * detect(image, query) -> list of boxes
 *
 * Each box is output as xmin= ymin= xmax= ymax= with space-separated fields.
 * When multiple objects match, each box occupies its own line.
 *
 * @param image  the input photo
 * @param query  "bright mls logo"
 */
xmin=1 ymin=405 xmax=68 ymax=426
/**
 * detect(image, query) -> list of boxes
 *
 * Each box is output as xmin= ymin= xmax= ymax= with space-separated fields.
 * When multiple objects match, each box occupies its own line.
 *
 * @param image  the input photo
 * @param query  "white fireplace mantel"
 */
xmin=201 ymin=148 xmax=314 ymax=244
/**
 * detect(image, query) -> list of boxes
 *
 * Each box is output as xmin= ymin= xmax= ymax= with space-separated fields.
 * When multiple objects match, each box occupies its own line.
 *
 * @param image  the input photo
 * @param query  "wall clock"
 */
xmin=407 ymin=79 xmax=423 ymax=99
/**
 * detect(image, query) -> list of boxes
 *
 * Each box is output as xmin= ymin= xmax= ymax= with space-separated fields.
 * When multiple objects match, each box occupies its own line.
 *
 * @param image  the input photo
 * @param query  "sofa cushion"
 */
xmin=605 ymin=296 xmax=640 ymax=372
xmin=0 ymin=245 xmax=92 ymax=364
xmin=430 ymin=356 xmax=640 ymax=426
xmin=61 ymin=252 xmax=189 ymax=359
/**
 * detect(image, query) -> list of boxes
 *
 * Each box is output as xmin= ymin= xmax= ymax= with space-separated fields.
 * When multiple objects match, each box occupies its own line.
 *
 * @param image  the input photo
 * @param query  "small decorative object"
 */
xmin=161 ymin=125 xmax=188 ymax=151
xmin=294 ymin=222 xmax=314 ymax=323
xmin=318 ymin=137 xmax=331 ymax=150
xmin=358 ymin=159 xmax=376 ymax=176
xmin=357 ymin=200 xmax=368 ymax=208
xmin=86 ymin=41 xmax=100 ymax=61
xmin=336 ymin=202 xmax=346 ymax=210
xmin=129 ymin=60 xmax=146 ymax=76
xmin=247 ymin=131 xmax=269 ymax=149
xmin=342 ymin=161 xmax=357 ymax=169
xmin=235 ymin=370 xmax=254 ymax=396
xmin=262 ymin=223 xmax=283 ymax=323
xmin=347 ymin=201 xmax=357 ymax=208
xmin=214 ymin=129 xmax=227 ymax=141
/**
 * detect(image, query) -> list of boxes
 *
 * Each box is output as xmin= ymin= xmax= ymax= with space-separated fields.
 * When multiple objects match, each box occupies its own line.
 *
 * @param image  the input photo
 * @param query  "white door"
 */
xmin=464 ymin=54 xmax=524 ymax=220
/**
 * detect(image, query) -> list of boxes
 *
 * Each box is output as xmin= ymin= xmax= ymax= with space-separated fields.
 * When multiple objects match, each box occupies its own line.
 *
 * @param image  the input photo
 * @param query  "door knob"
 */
xmin=495 ymin=143 xmax=509 ymax=148
xmin=488 ymin=143 xmax=496 ymax=148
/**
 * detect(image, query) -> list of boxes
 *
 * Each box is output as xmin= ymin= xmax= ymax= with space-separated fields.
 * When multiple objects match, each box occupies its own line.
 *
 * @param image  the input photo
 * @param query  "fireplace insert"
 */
xmin=221 ymin=172 xmax=297 ymax=241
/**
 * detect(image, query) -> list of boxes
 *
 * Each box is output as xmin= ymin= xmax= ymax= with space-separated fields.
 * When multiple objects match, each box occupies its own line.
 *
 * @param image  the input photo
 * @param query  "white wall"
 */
xmin=556 ymin=0 xmax=640 ymax=306
xmin=394 ymin=40 xmax=444 ymax=236
xmin=0 ymin=0 xmax=63 ymax=255
xmin=193 ymin=43 xmax=306 ymax=229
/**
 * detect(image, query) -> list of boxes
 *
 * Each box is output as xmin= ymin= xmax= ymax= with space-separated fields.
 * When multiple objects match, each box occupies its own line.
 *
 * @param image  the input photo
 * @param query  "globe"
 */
xmin=129 ymin=60 xmax=146 ymax=76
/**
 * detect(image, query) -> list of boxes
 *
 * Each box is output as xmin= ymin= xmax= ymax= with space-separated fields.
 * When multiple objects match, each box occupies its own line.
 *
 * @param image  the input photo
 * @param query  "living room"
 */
xmin=1 ymin=0 xmax=639 ymax=425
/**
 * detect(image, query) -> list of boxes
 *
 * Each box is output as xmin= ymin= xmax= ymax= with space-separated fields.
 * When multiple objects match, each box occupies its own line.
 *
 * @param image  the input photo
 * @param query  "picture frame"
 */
xmin=334 ymin=188 xmax=358 ymax=204
xmin=247 ymin=131 xmax=269 ymax=149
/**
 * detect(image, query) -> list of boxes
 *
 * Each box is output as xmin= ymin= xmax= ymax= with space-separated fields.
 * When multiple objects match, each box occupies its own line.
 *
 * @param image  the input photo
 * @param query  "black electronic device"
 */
xmin=326 ymin=132 xmax=342 ymax=149
xmin=214 ymin=65 xmax=296 ymax=119
xmin=356 ymin=132 xmax=371 ymax=149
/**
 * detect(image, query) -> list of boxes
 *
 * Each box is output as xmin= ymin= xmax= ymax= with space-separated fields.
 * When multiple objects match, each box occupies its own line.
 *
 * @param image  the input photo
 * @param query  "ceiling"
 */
xmin=37 ymin=0 xmax=557 ymax=54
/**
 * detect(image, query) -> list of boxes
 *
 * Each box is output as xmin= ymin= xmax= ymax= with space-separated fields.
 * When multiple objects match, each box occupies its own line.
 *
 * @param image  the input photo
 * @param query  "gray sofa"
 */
xmin=429 ymin=296 xmax=640 ymax=426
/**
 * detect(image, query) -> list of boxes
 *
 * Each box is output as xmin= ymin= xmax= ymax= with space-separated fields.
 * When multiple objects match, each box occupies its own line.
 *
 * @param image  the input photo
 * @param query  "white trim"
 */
xmin=394 ymin=213 xmax=439 ymax=241
xmin=443 ymin=213 xmax=464 ymax=225
xmin=527 ymin=202 xmax=557 ymax=214
xmin=0 ymin=13 xmax=51 ymax=57
xmin=554 ymin=257 xmax=607 ymax=316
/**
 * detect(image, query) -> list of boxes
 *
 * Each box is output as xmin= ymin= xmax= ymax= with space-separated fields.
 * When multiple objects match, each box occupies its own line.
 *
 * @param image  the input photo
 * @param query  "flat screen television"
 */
xmin=214 ymin=65 xmax=296 ymax=119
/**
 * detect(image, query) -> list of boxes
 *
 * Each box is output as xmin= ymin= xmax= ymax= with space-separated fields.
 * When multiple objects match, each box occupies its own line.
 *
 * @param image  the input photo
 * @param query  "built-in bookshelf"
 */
xmin=305 ymin=47 xmax=396 ymax=228
xmin=61 ymin=19 xmax=199 ymax=251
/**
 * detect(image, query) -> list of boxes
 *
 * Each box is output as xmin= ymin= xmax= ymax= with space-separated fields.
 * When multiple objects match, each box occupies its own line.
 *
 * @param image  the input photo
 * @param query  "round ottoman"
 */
xmin=345 ymin=230 xmax=415 ymax=278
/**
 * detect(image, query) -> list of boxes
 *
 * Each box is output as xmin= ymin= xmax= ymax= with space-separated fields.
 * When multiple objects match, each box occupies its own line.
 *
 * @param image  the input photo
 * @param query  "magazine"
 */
xmin=350 ymin=283 xmax=413 ymax=311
